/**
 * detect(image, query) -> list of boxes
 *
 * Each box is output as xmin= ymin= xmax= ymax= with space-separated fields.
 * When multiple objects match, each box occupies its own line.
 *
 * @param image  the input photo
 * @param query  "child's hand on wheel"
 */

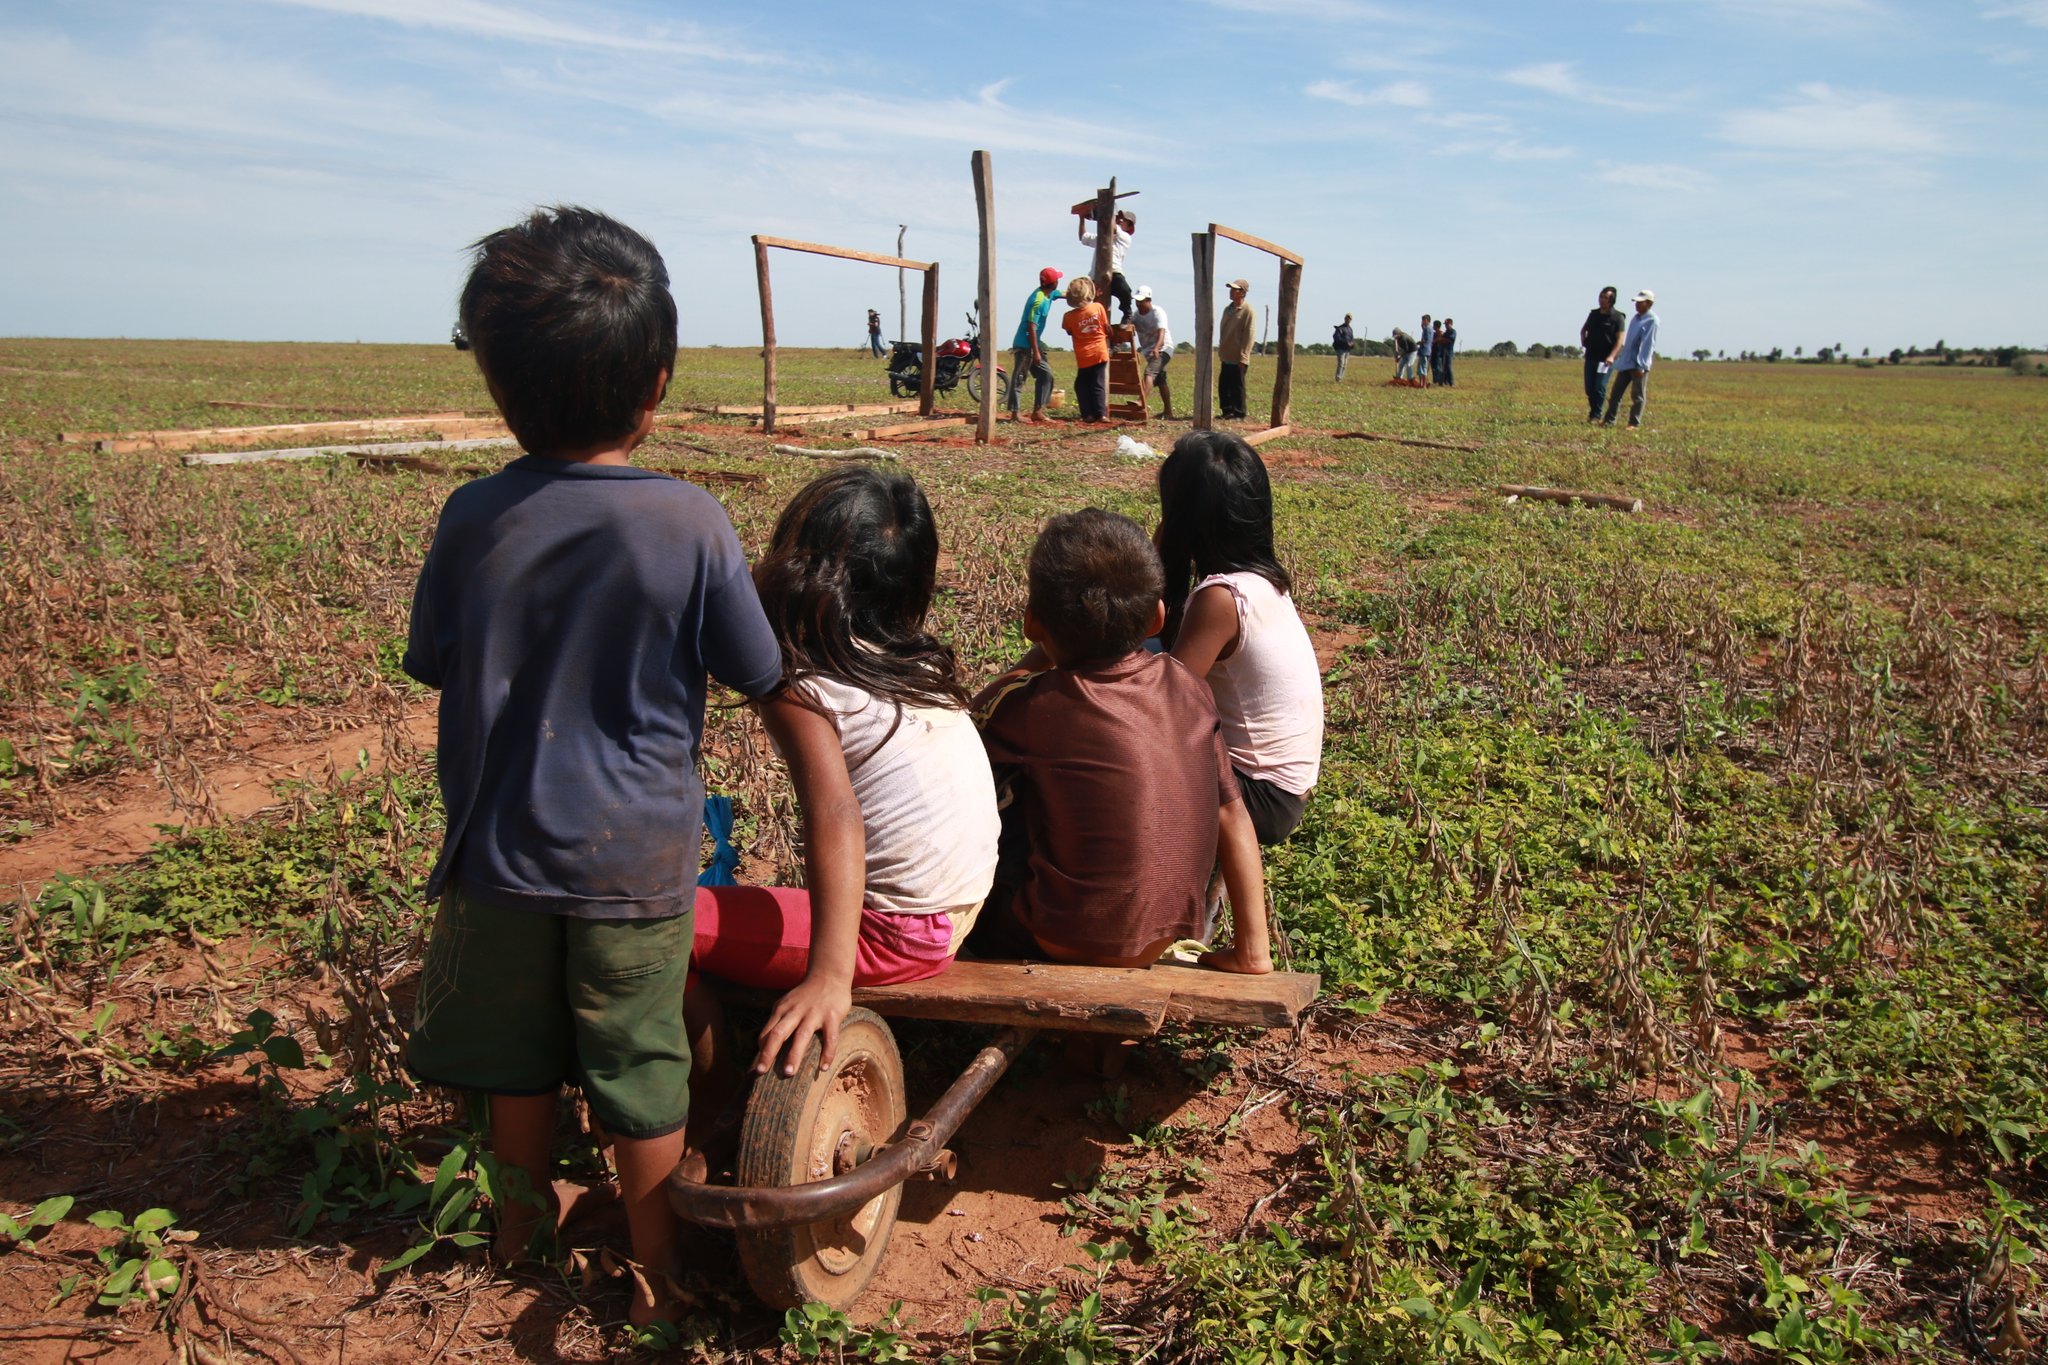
xmin=755 ymin=975 xmax=855 ymax=1077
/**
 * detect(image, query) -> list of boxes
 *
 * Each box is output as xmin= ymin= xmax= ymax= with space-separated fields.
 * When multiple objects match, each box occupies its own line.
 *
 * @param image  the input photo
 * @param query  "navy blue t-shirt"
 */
xmin=404 ymin=457 xmax=782 ymax=918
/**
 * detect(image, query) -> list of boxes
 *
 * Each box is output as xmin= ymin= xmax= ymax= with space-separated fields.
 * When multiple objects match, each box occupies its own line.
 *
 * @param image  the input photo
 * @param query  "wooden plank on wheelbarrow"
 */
xmin=849 ymin=960 xmax=1320 ymax=1034
xmin=1150 ymin=963 xmax=1320 ymax=1029
xmin=851 ymin=960 xmax=1171 ymax=1036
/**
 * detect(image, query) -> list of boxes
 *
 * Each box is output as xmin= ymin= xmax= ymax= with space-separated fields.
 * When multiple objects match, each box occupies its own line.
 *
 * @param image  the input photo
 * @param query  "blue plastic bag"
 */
xmin=697 ymin=794 xmax=740 ymax=887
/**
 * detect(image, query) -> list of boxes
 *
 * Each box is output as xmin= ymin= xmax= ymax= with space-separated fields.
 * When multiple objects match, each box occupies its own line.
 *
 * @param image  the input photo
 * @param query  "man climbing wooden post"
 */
xmin=1072 ymin=179 xmax=1148 ymax=422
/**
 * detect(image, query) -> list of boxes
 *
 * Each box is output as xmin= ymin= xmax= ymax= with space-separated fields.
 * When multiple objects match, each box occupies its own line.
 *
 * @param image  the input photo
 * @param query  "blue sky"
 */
xmin=2 ymin=0 xmax=2043 ymax=356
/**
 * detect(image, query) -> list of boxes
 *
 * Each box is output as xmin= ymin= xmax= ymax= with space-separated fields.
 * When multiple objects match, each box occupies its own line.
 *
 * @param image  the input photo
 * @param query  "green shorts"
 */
xmin=407 ymin=886 xmax=693 ymax=1140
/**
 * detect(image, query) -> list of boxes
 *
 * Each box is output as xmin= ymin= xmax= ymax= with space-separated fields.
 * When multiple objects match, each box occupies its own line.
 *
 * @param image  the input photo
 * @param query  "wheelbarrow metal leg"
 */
xmin=668 ymin=1027 xmax=1036 ymax=1231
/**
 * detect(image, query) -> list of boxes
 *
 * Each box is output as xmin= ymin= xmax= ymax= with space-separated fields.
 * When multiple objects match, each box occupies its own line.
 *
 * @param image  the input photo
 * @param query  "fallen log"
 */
xmin=1498 ymin=484 xmax=1644 ymax=514
xmin=1333 ymin=430 xmax=1481 ymax=453
xmin=181 ymin=437 xmax=519 ymax=467
xmin=771 ymin=444 xmax=898 ymax=462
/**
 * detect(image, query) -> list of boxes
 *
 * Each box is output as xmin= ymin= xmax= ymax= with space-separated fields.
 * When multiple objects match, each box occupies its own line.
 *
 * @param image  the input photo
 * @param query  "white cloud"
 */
xmin=1719 ymin=83 xmax=1947 ymax=156
xmin=245 ymin=0 xmax=769 ymax=61
xmin=1504 ymin=61 xmax=1588 ymax=99
xmin=1980 ymin=42 xmax=2032 ymax=62
xmin=1305 ymin=78 xmax=1430 ymax=107
xmin=1502 ymin=60 xmax=1665 ymax=111
xmin=1598 ymin=162 xmax=1714 ymax=192
xmin=1984 ymin=1 xmax=2048 ymax=25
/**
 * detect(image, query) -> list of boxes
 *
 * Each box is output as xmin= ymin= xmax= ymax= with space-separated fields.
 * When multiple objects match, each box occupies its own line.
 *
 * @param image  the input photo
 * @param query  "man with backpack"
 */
xmin=1332 ymin=314 xmax=1355 ymax=381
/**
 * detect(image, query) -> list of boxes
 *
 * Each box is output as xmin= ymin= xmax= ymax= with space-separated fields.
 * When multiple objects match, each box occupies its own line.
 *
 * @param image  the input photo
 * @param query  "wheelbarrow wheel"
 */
xmin=734 ymin=1007 xmax=907 ymax=1309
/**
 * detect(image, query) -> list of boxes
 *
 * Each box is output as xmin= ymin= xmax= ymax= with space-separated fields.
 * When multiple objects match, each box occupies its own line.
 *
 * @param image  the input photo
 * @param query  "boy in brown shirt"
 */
xmin=969 ymin=509 xmax=1271 ymax=973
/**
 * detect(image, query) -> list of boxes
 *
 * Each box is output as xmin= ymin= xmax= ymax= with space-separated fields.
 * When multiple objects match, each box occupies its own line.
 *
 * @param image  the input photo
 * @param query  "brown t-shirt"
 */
xmin=976 ymin=651 xmax=1240 ymax=959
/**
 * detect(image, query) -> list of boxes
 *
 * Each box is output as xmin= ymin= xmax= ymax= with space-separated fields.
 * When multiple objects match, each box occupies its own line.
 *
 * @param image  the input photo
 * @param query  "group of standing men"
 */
xmin=1388 ymin=314 xmax=1456 ymax=386
xmin=1579 ymin=286 xmax=1659 ymax=428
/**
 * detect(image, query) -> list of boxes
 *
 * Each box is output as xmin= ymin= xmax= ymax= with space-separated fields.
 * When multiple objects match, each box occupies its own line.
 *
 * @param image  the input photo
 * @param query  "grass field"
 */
xmin=1 ymin=338 xmax=2044 ymax=1361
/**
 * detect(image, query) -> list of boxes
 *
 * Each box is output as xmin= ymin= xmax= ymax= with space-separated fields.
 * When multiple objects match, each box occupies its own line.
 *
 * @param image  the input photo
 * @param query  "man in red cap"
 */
xmin=1009 ymin=267 xmax=1065 ymax=424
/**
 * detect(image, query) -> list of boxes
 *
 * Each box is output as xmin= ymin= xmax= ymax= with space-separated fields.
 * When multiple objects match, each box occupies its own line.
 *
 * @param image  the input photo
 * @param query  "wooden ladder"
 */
xmin=1106 ymin=322 xmax=1150 ymax=424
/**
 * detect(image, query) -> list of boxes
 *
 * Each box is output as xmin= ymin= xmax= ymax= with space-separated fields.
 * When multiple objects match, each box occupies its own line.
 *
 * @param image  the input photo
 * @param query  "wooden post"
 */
xmin=752 ymin=236 xmax=778 ymax=435
xmin=897 ymin=224 xmax=907 ymax=341
xmin=918 ymin=264 xmax=940 ymax=418
xmin=1270 ymin=259 xmax=1302 ymax=428
xmin=1191 ymin=230 xmax=1216 ymax=431
xmin=1091 ymin=178 xmax=1117 ymax=302
xmin=972 ymin=150 xmax=998 ymax=444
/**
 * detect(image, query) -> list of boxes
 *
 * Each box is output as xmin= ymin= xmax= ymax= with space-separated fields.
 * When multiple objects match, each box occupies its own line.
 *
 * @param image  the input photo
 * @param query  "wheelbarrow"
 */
xmin=667 ymin=958 xmax=1320 ymax=1308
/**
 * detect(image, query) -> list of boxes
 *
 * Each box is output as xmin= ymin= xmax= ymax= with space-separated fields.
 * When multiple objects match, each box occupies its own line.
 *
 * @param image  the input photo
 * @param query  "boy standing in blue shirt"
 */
xmin=404 ymin=206 xmax=782 ymax=1326
xmin=1008 ymin=266 xmax=1064 ymax=424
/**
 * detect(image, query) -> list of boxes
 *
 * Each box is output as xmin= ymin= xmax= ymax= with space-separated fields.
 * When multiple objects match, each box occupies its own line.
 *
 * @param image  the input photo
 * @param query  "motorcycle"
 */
xmin=886 ymin=306 xmax=1010 ymax=403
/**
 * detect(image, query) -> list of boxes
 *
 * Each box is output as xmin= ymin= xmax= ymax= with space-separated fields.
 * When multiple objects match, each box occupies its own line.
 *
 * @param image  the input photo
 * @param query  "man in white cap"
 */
xmin=1602 ymin=290 xmax=1659 ymax=429
xmin=1132 ymin=286 xmax=1175 ymax=419
xmin=1217 ymin=278 xmax=1255 ymax=419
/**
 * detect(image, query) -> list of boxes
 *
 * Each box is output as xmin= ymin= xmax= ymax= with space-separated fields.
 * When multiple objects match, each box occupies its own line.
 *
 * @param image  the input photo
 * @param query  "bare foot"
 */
xmin=494 ymin=1178 xmax=617 ymax=1263
xmin=627 ymin=1260 xmax=689 ymax=1330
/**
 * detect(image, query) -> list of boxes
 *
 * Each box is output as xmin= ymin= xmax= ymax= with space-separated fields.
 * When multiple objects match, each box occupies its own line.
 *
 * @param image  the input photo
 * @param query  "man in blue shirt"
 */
xmin=1009 ymin=267 xmax=1064 ymax=424
xmin=1602 ymin=290 xmax=1660 ymax=429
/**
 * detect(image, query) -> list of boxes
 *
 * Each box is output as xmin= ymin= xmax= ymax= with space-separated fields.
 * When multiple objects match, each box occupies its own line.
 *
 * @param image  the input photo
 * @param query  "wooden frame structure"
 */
xmin=752 ymin=235 xmax=938 ymax=436
xmin=1191 ymin=223 xmax=1304 ymax=435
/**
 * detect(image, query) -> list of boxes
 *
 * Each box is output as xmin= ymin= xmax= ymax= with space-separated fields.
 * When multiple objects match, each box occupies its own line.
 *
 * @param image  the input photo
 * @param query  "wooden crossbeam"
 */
xmin=1210 ymin=223 xmax=1304 ymax=265
xmin=753 ymin=235 xmax=930 ymax=271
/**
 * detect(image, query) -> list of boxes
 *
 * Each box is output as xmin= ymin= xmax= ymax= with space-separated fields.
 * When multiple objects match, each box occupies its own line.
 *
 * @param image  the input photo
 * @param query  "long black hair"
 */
xmin=753 ymin=465 xmax=967 ymax=709
xmin=1155 ymin=430 xmax=1291 ymax=639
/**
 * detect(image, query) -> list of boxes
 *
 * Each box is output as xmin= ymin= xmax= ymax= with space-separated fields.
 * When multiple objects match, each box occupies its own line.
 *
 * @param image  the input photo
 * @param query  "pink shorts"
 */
xmin=691 ymin=885 xmax=968 ymax=989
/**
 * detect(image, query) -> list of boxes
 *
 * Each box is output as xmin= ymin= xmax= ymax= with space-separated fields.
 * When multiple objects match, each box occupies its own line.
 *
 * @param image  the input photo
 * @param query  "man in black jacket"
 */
xmin=1579 ymin=286 xmax=1625 ymax=421
xmin=1333 ymin=314 xmax=1355 ymax=381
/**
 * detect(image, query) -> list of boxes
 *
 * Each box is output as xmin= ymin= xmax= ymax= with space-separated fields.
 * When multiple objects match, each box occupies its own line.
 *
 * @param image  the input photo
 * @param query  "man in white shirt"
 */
xmin=1132 ymin=286 xmax=1175 ymax=419
xmin=1602 ymin=290 xmax=1661 ymax=429
xmin=1078 ymin=209 xmax=1136 ymax=324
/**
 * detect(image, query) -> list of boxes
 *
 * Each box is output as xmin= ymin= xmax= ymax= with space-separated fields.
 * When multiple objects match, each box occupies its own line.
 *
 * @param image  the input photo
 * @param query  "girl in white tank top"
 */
xmin=1155 ymin=433 xmax=1324 ymax=845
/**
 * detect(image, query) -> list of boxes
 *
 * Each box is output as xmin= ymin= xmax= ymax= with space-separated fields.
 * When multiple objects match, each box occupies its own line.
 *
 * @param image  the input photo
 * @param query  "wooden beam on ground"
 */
xmin=1244 ymin=425 xmax=1292 ymax=448
xmin=852 ymin=417 xmax=969 ymax=440
xmin=972 ymin=149 xmax=998 ymax=445
xmin=102 ymin=417 xmax=505 ymax=455
xmin=66 ymin=413 xmax=472 ymax=450
xmin=678 ymin=402 xmax=912 ymax=418
xmin=752 ymin=236 xmax=779 ymax=435
xmin=1210 ymin=223 xmax=1304 ymax=266
xmin=1271 ymin=258 xmax=1302 ymax=428
xmin=1499 ymin=484 xmax=1645 ymax=513
xmin=847 ymin=959 xmax=1319 ymax=1035
xmin=747 ymin=409 xmax=899 ymax=428
xmin=1192 ymin=230 xmax=1217 ymax=431
xmin=918 ymin=264 xmax=939 ymax=418
xmin=1334 ymin=430 xmax=1482 ymax=453
xmin=752 ymin=236 xmax=931 ymax=271
xmin=181 ymin=437 xmax=520 ymax=467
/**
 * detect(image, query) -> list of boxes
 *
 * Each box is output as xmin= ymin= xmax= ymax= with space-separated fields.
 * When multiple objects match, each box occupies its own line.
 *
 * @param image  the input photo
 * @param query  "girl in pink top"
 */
xmin=1155 ymin=431 xmax=1325 ymax=847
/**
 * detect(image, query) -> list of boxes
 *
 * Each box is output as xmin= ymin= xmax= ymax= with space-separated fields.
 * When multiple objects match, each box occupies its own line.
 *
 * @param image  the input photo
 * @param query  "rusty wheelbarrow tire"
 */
xmin=735 ymin=1007 xmax=908 ymax=1308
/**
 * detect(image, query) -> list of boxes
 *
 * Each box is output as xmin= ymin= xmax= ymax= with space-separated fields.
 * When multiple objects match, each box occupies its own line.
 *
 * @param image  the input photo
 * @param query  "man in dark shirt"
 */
xmin=403 ymin=207 xmax=782 ymax=1328
xmin=1333 ymin=313 xmax=1355 ymax=381
xmin=1580 ymin=285 xmax=1626 ymax=421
